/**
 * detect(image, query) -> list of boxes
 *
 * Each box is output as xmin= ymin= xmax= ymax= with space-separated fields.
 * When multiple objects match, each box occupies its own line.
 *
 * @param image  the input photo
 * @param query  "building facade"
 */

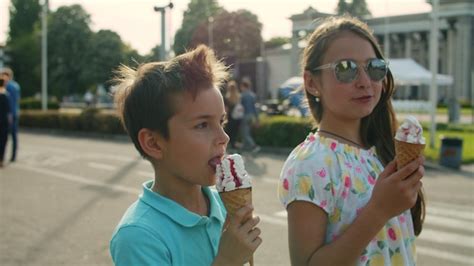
xmin=281 ymin=0 xmax=473 ymax=104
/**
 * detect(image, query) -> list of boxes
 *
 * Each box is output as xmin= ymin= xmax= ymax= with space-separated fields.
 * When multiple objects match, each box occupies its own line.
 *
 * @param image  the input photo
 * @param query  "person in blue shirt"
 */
xmin=110 ymin=45 xmax=262 ymax=266
xmin=0 ymin=77 xmax=12 ymax=168
xmin=239 ymin=77 xmax=260 ymax=153
xmin=1 ymin=68 xmax=20 ymax=162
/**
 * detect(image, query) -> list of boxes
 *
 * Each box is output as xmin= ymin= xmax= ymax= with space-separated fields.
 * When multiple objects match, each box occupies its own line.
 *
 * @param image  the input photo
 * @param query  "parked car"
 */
xmin=277 ymin=76 xmax=308 ymax=117
xmin=258 ymin=99 xmax=286 ymax=116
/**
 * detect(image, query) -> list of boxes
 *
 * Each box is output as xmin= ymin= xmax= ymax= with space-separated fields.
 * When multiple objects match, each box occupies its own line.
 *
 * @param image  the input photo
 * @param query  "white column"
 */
xmin=429 ymin=0 xmax=439 ymax=149
xmin=403 ymin=33 xmax=412 ymax=99
xmin=447 ymin=19 xmax=460 ymax=123
xmin=290 ymin=31 xmax=299 ymax=76
xmin=404 ymin=33 xmax=412 ymax=58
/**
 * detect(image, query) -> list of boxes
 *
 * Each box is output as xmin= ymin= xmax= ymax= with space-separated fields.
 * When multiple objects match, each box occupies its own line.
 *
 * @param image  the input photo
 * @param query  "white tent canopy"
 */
xmin=388 ymin=58 xmax=453 ymax=86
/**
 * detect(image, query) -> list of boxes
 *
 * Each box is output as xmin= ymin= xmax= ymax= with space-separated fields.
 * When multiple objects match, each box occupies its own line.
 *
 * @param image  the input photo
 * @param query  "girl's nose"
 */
xmin=355 ymin=66 xmax=372 ymax=88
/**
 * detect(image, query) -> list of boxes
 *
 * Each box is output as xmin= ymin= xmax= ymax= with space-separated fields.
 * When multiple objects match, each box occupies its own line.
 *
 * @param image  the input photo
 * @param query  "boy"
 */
xmin=110 ymin=45 xmax=262 ymax=265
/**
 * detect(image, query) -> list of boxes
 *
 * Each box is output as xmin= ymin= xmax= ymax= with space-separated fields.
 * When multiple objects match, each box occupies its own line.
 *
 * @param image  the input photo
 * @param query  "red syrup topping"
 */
xmin=229 ymin=158 xmax=242 ymax=187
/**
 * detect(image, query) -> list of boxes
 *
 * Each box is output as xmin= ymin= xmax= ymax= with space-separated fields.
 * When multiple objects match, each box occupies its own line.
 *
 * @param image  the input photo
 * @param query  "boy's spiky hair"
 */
xmin=113 ymin=45 xmax=229 ymax=159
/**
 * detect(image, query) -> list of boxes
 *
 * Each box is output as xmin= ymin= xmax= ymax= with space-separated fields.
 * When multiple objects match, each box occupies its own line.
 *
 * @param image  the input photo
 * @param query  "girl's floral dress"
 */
xmin=278 ymin=133 xmax=416 ymax=266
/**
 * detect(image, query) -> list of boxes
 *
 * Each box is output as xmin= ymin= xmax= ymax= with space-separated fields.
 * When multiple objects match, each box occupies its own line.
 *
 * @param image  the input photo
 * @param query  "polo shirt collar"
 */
xmin=140 ymin=180 xmax=225 ymax=227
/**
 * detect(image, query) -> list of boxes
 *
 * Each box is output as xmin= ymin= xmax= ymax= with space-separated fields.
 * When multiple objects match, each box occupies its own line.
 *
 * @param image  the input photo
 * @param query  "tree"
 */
xmin=83 ymin=30 xmax=125 ymax=88
xmin=336 ymin=0 xmax=371 ymax=18
xmin=48 ymin=4 xmax=93 ymax=97
xmin=6 ymin=0 xmax=42 ymax=97
xmin=351 ymin=0 xmax=371 ymax=18
xmin=8 ymin=0 xmax=42 ymax=39
xmin=173 ymin=0 xmax=222 ymax=55
xmin=336 ymin=0 xmax=349 ymax=15
xmin=145 ymin=45 xmax=163 ymax=62
xmin=189 ymin=9 xmax=263 ymax=59
xmin=264 ymin=37 xmax=290 ymax=49
xmin=122 ymin=44 xmax=145 ymax=66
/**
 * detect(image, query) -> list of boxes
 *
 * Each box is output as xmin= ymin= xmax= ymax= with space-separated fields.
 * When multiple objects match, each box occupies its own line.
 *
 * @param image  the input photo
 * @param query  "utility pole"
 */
xmin=208 ymin=16 xmax=214 ymax=49
xmin=429 ymin=0 xmax=439 ymax=148
xmin=41 ymin=0 xmax=49 ymax=111
xmin=154 ymin=2 xmax=174 ymax=61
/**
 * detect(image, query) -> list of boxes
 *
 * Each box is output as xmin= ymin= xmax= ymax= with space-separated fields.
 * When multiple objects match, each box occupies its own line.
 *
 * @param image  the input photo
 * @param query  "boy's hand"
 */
xmin=213 ymin=204 xmax=262 ymax=266
xmin=368 ymin=156 xmax=424 ymax=222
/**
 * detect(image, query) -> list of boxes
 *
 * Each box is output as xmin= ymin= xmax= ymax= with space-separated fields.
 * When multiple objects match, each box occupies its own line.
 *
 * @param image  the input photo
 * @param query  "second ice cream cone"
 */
xmin=395 ymin=139 xmax=425 ymax=169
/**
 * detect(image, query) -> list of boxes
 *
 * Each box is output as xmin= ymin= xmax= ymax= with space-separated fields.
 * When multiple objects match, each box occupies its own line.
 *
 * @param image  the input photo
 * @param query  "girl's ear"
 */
xmin=138 ymin=128 xmax=165 ymax=160
xmin=304 ymin=70 xmax=321 ymax=97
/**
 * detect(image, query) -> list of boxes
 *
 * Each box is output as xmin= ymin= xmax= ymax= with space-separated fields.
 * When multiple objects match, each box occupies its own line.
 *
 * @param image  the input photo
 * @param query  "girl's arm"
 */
xmin=287 ymin=157 xmax=424 ymax=266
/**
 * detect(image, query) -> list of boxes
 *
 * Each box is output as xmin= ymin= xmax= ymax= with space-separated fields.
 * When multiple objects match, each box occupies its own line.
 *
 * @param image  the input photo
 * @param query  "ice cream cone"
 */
xmin=395 ymin=139 xmax=425 ymax=169
xmin=219 ymin=188 xmax=254 ymax=266
xmin=219 ymin=188 xmax=252 ymax=216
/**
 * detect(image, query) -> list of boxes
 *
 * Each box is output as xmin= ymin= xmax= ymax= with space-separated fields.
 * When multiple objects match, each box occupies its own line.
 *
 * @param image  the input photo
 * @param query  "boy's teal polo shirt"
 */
xmin=110 ymin=180 xmax=227 ymax=266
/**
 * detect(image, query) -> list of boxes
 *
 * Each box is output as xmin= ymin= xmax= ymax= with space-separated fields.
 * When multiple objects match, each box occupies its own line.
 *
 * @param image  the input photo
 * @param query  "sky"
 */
xmin=0 ymin=0 xmax=432 ymax=55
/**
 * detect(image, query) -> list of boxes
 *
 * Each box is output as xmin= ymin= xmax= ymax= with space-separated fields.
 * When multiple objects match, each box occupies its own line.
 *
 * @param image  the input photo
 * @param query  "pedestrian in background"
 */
xmin=0 ymin=77 xmax=11 ymax=168
xmin=84 ymin=90 xmax=94 ymax=107
xmin=278 ymin=16 xmax=425 ymax=265
xmin=224 ymin=80 xmax=243 ymax=149
xmin=239 ymin=77 xmax=260 ymax=153
xmin=110 ymin=45 xmax=261 ymax=265
xmin=1 ymin=67 xmax=20 ymax=162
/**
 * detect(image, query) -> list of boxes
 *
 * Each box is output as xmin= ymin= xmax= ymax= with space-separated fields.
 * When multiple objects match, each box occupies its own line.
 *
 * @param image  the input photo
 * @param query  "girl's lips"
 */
xmin=353 ymin=95 xmax=373 ymax=103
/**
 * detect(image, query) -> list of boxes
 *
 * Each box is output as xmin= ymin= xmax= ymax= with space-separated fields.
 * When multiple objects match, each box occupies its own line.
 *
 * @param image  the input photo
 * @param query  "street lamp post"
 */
xmin=208 ymin=16 xmax=214 ymax=49
xmin=41 ymin=0 xmax=49 ymax=111
xmin=429 ymin=0 xmax=439 ymax=149
xmin=154 ymin=2 xmax=173 ymax=61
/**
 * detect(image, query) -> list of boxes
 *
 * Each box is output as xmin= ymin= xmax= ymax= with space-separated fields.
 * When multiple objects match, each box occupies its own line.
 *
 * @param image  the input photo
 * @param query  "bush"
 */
xmin=254 ymin=115 xmax=314 ymax=148
xmin=20 ymin=109 xmax=125 ymax=135
xmin=20 ymin=97 xmax=60 ymax=110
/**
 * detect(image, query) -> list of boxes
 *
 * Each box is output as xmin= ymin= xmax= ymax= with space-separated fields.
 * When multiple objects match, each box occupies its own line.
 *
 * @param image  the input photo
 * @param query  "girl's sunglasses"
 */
xmin=311 ymin=58 xmax=389 ymax=83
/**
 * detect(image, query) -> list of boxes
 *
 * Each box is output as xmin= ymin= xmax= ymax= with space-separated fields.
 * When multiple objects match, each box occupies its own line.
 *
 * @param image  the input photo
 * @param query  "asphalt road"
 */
xmin=0 ymin=132 xmax=473 ymax=265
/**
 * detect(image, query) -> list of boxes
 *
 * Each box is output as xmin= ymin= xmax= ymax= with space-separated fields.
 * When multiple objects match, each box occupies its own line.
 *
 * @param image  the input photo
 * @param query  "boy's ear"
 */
xmin=138 ymin=128 xmax=165 ymax=160
xmin=303 ymin=70 xmax=320 ymax=97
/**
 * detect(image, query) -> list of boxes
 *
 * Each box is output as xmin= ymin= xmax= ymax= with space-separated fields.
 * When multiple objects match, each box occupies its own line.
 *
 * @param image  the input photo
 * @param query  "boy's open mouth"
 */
xmin=208 ymin=156 xmax=222 ymax=171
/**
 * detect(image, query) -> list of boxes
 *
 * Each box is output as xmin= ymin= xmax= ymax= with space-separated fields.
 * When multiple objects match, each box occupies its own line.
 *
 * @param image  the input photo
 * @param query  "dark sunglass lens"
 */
xmin=368 ymin=59 xmax=387 ymax=81
xmin=335 ymin=60 xmax=358 ymax=82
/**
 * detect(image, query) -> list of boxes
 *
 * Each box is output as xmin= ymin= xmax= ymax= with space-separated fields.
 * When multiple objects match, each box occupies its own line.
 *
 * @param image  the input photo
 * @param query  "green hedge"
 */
xmin=20 ymin=97 xmax=60 ymax=110
xmin=254 ymin=115 xmax=314 ymax=148
xmin=20 ymin=108 xmax=124 ymax=135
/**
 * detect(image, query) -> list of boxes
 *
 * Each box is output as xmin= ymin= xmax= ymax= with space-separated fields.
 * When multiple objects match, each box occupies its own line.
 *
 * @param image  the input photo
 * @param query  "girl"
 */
xmin=224 ymin=80 xmax=243 ymax=149
xmin=278 ymin=16 xmax=425 ymax=265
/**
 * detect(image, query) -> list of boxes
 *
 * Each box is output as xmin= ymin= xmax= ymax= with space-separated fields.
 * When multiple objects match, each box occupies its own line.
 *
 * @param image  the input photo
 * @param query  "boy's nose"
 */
xmin=217 ymin=126 xmax=230 ymax=146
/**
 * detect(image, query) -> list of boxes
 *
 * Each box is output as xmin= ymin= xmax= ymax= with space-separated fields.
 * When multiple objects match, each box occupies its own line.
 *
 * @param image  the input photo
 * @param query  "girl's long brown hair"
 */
xmin=301 ymin=16 xmax=425 ymax=236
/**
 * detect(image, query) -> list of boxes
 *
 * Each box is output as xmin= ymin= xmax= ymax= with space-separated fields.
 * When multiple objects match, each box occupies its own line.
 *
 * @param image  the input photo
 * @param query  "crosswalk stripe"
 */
xmin=13 ymin=163 xmax=140 ymax=195
xmin=428 ymin=205 xmax=474 ymax=221
xmin=425 ymin=213 xmax=474 ymax=233
xmin=262 ymin=177 xmax=279 ymax=184
xmin=257 ymin=213 xmax=287 ymax=226
xmin=430 ymin=202 xmax=474 ymax=213
xmin=137 ymin=171 xmax=154 ymax=179
xmin=419 ymin=228 xmax=474 ymax=249
xmin=416 ymin=246 xmax=474 ymax=265
xmin=87 ymin=162 xmax=117 ymax=171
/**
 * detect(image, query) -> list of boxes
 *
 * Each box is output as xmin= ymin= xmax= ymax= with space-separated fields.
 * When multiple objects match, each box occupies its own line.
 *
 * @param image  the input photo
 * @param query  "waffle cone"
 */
xmin=219 ymin=188 xmax=254 ymax=266
xmin=395 ymin=140 xmax=425 ymax=169
xmin=219 ymin=188 xmax=252 ymax=217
